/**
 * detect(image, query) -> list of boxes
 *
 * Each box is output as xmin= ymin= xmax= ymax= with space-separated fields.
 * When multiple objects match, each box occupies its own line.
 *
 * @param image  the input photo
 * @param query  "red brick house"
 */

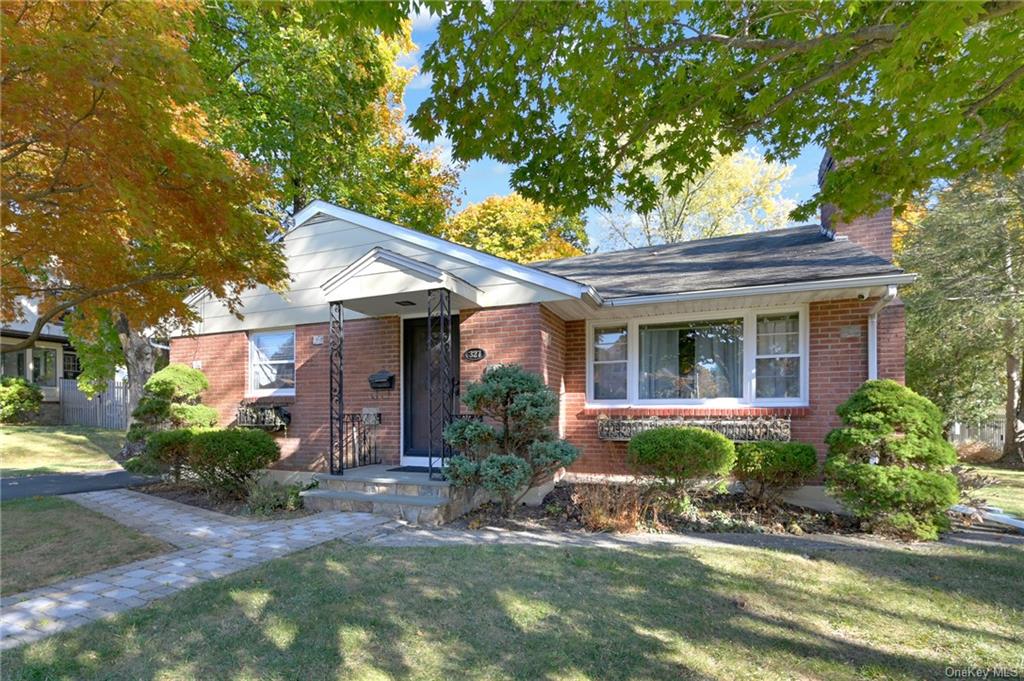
xmin=170 ymin=179 xmax=912 ymax=480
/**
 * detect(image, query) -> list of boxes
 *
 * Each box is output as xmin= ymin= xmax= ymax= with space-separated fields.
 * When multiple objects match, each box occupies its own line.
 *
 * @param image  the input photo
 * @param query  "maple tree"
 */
xmin=413 ymin=2 xmax=1024 ymax=221
xmin=444 ymin=194 xmax=588 ymax=263
xmin=1 ymin=1 xmax=288 ymax=407
xmin=192 ymin=1 xmax=458 ymax=233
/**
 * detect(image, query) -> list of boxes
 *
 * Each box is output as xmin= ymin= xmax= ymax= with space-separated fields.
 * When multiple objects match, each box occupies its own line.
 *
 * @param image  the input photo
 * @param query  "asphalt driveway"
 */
xmin=1 ymin=470 xmax=159 ymax=500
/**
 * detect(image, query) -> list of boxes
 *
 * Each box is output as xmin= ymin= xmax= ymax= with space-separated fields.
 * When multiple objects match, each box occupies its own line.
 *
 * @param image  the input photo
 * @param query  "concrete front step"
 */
xmin=313 ymin=473 xmax=452 ymax=499
xmin=301 ymin=489 xmax=452 ymax=526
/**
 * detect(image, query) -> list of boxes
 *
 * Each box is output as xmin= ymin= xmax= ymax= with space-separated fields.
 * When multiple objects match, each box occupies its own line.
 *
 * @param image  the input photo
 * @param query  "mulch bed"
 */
xmin=131 ymin=481 xmax=312 ymax=520
xmin=449 ymin=481 xmax=861 ymax=536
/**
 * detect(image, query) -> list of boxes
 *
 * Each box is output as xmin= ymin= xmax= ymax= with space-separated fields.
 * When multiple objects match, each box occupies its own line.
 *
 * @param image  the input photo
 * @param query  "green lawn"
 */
xmin=0 ymin=425 xmax=124 ymax=476
xmin=974 ymin=464 xmax=1024 ymax=518
xmin=2 ymin=540 xmax=1020 ymax=680
xmin=0 ymin=497 xmax=169 ymax=596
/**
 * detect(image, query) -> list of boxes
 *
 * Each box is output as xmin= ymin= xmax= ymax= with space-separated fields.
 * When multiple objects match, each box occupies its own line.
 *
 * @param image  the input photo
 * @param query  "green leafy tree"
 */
xmin=599 ymin=146 xmax=795 ymax=247
xmin=191 ymin=1 xmax=458 ymax=231
xmin=444 ymin=193 xmax=588 ymax=262
xmin=413 ymin=2 xmax=1024 ymax=220
xmin=444 ymin=365 xmax=579 ymax=514
xmin=900 ymin=172 xmax=1024 ymax=462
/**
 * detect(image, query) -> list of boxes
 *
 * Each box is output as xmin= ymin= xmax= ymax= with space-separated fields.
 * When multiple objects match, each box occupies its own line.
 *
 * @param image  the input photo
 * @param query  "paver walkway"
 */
xmin=0 ymin=489 xmax=392 ymax=650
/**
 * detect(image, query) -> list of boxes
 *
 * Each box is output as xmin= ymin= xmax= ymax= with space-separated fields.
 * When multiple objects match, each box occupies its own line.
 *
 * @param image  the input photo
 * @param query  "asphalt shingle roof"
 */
xmin=531 ymin=225 xmax=903 ymax=299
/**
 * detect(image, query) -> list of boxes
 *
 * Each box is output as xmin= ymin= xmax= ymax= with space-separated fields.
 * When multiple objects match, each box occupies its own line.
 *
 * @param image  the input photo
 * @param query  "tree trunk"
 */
xmin=115 ymin=313 xmax=156 ymax=425
xmin=1000 ymin=351 xmax=1023 ymax=465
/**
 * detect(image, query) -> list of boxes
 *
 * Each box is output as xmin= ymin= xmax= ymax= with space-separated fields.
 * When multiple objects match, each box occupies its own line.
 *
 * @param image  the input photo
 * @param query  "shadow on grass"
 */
xmin=4 ymin=535 xmax=1021 ymax=680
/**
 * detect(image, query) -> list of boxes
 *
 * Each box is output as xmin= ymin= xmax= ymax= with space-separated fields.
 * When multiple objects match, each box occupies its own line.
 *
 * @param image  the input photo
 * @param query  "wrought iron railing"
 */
xmin=331 ymin=413 xmax=382 ymax=474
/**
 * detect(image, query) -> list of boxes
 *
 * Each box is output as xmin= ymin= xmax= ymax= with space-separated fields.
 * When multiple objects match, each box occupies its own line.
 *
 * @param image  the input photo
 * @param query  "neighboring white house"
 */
xmin=1 ymin=299 xmax=81 ymax=418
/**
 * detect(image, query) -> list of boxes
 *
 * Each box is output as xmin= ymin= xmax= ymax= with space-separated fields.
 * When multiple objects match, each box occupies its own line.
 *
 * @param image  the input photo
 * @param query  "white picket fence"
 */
xmin=59 ymin=378 xmax=130 ymax=430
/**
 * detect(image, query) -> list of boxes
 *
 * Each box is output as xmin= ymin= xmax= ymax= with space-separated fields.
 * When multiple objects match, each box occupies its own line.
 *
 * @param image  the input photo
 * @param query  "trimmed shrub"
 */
xmin=627 ymin=427 xmax=736 ymax=488
xmin=734 ymin=441 xmax=819 ymax=506
xmin=443 ymin=455 xmax=480 ymax=487
xmin=144 ymin=364 xmax=209 ymax=402
xmin=443 ymin=365 xmax=579 ymax=516
xmin=825 ymin=380 xmax=959 ymax=541
xmin=123 ymin=455 xmax=162 ymax=476
xmin=0 ymin=377 xmax=43 ymax=423
xmin=146 ymin=428 xmax=196 ymax=482
xmin=478 ymin=454 xmax=532 ymax=513
xmin=187 ymin=429 xmax=280 ymax=499
xmin=169 ymin=403 xmax=218 ymax=428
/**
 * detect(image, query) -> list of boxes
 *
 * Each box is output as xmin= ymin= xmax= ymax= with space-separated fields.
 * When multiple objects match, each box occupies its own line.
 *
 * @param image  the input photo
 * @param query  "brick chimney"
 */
xmin=818 ymin=152 xmax=894 ymax=262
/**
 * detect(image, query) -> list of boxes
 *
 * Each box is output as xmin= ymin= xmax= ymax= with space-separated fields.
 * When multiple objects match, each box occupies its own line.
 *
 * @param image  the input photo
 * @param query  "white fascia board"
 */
xmin=603 ymin=273 xmax=918 ymax=308
xmin=293 ymin=200 xmax=594 ymax=301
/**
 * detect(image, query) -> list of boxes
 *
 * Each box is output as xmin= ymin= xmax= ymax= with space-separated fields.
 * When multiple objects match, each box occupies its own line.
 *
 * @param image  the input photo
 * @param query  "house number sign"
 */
xmin=463 ymin=348 xmax=486 ymax=362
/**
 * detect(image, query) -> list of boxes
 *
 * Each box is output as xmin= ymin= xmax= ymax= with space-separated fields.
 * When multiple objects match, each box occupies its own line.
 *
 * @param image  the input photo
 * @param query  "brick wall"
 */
xmin=169 ymin=316 xmax=402 ymax=472
xmin=560 ymin=296 xmax=906 ymax=473
xmin=170 ymin=295 xmax=906 ymax=475
xmin=830 ymin=207 xmax=894 ymax=261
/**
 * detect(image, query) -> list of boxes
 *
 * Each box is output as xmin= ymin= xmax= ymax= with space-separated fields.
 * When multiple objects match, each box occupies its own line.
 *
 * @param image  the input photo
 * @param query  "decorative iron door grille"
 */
xmin=426 ymin=288 xmax=454 ymax=479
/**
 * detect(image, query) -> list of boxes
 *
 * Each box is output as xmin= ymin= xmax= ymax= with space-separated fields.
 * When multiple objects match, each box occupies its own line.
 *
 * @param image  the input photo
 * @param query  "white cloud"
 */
xmin=407 ymin=71 xmax=433 ymax=91
xmin=409 ymin=6 xmax=440 ymax=31
xmin=396 ymin=47 xmax=421 ymax=70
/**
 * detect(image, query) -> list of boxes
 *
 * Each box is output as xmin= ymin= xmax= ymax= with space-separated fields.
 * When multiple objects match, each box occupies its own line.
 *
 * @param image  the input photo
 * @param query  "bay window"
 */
xmin=588 ymin=308 xmax=807 ymax=405
xmin=249 ymin=329 xmax=296 ymax=396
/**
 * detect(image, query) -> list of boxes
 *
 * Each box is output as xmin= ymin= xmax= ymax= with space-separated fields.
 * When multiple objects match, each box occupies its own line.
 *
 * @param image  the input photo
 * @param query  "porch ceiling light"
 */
xmin=395 ymin=300 xmax=417 ymax=306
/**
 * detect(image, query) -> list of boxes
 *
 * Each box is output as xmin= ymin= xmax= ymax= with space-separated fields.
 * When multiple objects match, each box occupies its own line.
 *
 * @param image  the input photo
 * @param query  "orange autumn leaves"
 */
xmin=1 ymin=1 xmax=286 ymax=340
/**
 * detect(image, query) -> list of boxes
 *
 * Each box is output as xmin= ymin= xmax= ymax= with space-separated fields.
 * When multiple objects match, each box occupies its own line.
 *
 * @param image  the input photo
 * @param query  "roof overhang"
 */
xmin=600 ymin=272 xmax=917 ymax=308
xmin=320 ymin=247 xmax=485 ymax=316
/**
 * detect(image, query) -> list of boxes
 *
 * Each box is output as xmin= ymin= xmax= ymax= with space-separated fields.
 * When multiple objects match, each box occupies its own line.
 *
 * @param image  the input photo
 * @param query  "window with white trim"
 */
xmin=1 ymin=349 xmax=25 ymax=379
xmin=588 ymin=308 xmax=807 ymax=406
xmin=755 ymin=313 xmax=801 ymax=399
xmin=249 ymin=329 xmax=295 ymax=396
xmin=592 ymin=325 xmax=627 ymax=400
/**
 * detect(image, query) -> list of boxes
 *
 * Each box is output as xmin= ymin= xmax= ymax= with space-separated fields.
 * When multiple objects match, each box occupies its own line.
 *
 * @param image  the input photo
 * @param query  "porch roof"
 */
xmin=319 ymin=247 xmax=484 ymax=316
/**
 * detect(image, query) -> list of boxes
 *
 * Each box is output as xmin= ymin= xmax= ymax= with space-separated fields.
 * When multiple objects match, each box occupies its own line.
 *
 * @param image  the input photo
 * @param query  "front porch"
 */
xmin=300 ymin=464 xmax=487 ymax=526
xmin=322 ymin=247 xmax=481 ymax=480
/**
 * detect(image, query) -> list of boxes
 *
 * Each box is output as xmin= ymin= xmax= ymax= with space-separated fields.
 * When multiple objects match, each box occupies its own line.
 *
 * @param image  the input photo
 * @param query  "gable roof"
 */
xmin=532 ymin=225 xmax=909 ymax=300
xmin=292 ymin=200 xmax=598 ymax=302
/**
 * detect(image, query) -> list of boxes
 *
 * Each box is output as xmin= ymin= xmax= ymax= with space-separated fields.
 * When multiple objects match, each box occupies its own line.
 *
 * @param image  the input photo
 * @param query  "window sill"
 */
xmin=244 ymin=392 xmax=295 ymax=404
xmin=582 ymin=404 xmax=810 ymax=417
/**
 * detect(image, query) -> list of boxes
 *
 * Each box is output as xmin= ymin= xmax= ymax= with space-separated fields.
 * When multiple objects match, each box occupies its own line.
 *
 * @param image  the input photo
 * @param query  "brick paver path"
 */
xmin=0 ymin=490 xmax=392 ymax=650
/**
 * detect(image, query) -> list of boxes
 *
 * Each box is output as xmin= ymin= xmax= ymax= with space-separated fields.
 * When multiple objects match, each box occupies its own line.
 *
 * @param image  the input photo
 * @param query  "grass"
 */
xmin=0 ymin=497 xmax=169 ymax=596
xmin=0 ymin=425 xmax=124 ymax=477
xmin=973 ymin=464 xmax=1024 ymax=518
xmin=2 ymin=540 xmax=1021 ymax=680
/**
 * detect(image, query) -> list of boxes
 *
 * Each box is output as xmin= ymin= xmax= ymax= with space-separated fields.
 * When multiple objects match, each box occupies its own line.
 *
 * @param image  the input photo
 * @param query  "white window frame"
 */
xmin=590 ymin=324 xmax=629 ymax=401
xmin=1 ymin=341 xmax=64 ymax=402
xmin=585 ymin=304 xmax=809 ymax=408
xmin=248 ymin=328 xmax=296 ymax=398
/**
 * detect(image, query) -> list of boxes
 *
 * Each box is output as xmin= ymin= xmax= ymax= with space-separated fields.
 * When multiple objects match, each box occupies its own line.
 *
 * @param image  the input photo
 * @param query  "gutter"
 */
xmin=601 ymin=273 xmax=917 ymax=308
xmin=867 ymin=284 xmax=898 ymax=380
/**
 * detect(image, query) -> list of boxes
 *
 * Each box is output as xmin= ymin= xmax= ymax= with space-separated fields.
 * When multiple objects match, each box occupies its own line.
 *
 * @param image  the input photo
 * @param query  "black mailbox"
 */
xmin=368 ymin=370 xmax=395 ymax=391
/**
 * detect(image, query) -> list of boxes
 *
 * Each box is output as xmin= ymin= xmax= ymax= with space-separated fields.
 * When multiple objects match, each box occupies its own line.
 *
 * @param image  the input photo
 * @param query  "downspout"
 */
xmin=867 ymin=285 xmax=898 ymax=380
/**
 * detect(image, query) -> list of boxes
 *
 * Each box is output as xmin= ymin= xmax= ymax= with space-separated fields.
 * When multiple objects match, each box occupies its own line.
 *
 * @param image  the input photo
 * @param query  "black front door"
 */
xmin=403 ymin=317 xmax=460 ymax=458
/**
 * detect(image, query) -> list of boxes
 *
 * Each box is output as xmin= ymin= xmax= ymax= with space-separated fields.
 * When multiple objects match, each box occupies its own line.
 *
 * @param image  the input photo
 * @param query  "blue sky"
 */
xmin=404 ymin=13 xmax=825 ymax=247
